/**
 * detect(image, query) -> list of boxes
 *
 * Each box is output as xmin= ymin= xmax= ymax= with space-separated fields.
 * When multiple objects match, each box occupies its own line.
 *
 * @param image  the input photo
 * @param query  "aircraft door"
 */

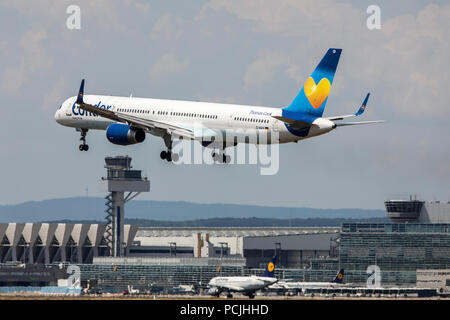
xmin=272 ymin=119 xmax=279 ymax=132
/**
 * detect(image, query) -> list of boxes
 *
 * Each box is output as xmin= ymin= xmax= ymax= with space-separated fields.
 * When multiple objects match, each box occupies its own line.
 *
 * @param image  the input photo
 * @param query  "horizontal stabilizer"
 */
xmin=272 ymin=116 xmax=313 ymax=129
xmin=336 ymin=120 xmax=384 ymax=127
xmin=272 ymin=113 xmax=318 ymax=129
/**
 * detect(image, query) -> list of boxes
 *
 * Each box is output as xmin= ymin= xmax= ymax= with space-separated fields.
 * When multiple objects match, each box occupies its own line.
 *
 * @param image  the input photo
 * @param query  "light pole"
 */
xmin=274 ymin=242 xmax=281 ymax=267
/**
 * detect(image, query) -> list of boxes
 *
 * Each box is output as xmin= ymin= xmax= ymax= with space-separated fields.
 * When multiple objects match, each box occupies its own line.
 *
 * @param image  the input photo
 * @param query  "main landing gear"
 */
xmin=160 ymin=134 xmax=179 ymax=162
xmin=212 ymin=151 xmax=231 ymax=164
xmin=77 ymin=128 xmax=89 ymax=151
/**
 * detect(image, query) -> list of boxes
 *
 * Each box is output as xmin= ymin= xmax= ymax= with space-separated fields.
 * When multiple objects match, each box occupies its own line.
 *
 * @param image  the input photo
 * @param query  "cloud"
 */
xmin=202 ymin=1 xmax=450 ymax=117
xmin=0 ymin=30 xmax=52 ymax=94
xmin=243 ymin=51 xmax=287 ymax=90
xmin=2 ymin=0 xmax=147 ymax=32
xmin=201 ymin=0 xmax=362 ymax=38
xmin=0 ymin=0 xmax=448 ymax=208
xmin=42 ymin=77 xmax=67 ymax=110
xmin=132 ymin=1 xmax=151 ymax=13
xmin=150 ymin=14 xmax=184 ymax=41
xmin=149 ymin=53 xmax=188 ymax=83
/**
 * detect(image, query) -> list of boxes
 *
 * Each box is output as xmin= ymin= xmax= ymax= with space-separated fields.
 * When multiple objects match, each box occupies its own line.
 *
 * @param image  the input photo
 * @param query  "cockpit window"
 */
xmin=58 ymin=105 xmax=62 ymax=109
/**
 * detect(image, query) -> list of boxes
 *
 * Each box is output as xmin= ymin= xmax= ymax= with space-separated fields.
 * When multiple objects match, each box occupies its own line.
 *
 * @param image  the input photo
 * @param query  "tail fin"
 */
xmin=283 ymin=48 xmax=342 ymax=118
xmin=332 ymin=269 xmax=344 ymax=283
xmin=262 ymin=256 xmax=277 ymax=278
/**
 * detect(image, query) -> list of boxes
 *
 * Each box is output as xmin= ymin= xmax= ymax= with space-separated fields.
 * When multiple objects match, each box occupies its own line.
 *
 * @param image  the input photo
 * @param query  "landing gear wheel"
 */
xmin=222 ymin=154 xmax=231 ymax=164
xmin=162 ymin=134 xmax=178 ymax=163
xmin=171 ymin=153 xmax=179 ymax=162
xmin=79 ymin=144 xmax=89 ymax=151
xmin=226 ymin=293 xmax=233 ymax=298
xmin=212 ymin=152 xmax=230 ymax=163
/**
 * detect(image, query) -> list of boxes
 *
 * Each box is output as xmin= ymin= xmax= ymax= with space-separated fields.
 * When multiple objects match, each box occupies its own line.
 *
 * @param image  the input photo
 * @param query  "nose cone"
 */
xmin=54 ymin=109 xmax=63 ymax=124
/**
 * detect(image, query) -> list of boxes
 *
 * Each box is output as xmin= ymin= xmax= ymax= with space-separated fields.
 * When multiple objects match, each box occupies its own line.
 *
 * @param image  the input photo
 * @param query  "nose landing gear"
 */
xmin=77 ymin=128 xmax=89 ymax=151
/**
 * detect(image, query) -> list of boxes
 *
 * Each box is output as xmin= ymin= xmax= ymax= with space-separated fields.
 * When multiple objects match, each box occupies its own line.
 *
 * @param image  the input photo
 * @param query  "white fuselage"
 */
xmin=54 ymin=95 xmax=336 ymax=145
xmin=270 ymin=281 xmax=342 ymax=290
xmin=208 ymin=275 xmax=278 ymax=292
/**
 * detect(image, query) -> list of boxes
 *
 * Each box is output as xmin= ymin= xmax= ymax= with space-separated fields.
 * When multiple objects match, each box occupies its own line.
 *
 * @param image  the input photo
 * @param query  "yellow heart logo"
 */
xmin=268 ymin=262 xmax=274 ymax=272
xmin=304 ymin=77 xmax=331 ymax=109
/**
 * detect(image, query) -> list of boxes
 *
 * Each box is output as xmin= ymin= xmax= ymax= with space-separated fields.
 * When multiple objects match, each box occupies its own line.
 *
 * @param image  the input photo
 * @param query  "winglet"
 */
xmin=76 ymin=79 xmax=85 ymax=104
xmin=355 ymin=93 xmax=370 ymax=116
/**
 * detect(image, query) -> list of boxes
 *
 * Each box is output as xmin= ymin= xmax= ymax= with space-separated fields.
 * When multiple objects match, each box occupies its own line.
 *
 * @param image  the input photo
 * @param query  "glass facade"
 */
xmin=338 ymin=223 xmax=450 ymax=285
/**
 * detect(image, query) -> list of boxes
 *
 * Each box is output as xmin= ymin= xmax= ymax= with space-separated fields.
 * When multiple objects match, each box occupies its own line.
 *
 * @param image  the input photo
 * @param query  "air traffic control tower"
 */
xmin=385 ymin=195 xmax=450 ymax=223
xmin=101 ymin=156 xmax=150 ymax=257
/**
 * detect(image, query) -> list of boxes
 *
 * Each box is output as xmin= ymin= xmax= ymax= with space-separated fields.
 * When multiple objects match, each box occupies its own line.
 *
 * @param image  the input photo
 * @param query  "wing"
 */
xmin=326 ymin=93 xmax=370 ymax=121
xmin=75 ymin=79 xmax=195 ymax=140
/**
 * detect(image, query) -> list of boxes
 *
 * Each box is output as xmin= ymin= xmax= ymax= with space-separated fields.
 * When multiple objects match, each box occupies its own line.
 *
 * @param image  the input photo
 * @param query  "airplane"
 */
xmin=54 ymin=48 xmax=383 ymax=163
xmin=269 ymin=269 xmax=345 ymax=293
xmin=207 ymin=256 xmax=278 ymax=298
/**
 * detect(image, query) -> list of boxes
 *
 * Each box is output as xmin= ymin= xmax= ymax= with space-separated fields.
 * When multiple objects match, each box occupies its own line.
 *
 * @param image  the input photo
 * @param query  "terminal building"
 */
xmin=130 ymin=227 xmax=339 ymax=268
xmin=79 ymin=198 xmax=450 ymax=289
xmin=0 ymin=196 xmax=449 ymax=291
xmin=0 ymin=223 xmax=137 ymax=264
xmin=337 ymin=222 xmax=450 ymax=285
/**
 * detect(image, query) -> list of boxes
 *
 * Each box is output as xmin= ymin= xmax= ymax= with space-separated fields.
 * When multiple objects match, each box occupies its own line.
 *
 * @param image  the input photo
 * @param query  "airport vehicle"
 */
xmin=55 ymin=48 xmax=383 ymax=162
xmin=206 ymin=256 xmax=277 ymax=298
xmin=123 ymin=285 xmax=140 ymax=295
xmin=168 ymin=284 xmax=197 ymax=295
xmin=270 ymin=269 xmax=345 ymax=293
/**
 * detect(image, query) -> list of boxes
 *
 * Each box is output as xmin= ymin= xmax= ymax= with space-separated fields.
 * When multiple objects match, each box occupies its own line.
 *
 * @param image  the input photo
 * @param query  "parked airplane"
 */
xmin=270 ymin=269 xmax=345 ymax=292
xmin=207 ymin=256 xmax=278 ymax=298
xmin=54 ymin=48 xmax=383 ymax=163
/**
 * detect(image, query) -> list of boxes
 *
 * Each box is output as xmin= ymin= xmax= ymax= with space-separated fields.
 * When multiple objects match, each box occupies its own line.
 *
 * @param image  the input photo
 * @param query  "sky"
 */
xmin=0 ymin=0 xmax=449 ymax=209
